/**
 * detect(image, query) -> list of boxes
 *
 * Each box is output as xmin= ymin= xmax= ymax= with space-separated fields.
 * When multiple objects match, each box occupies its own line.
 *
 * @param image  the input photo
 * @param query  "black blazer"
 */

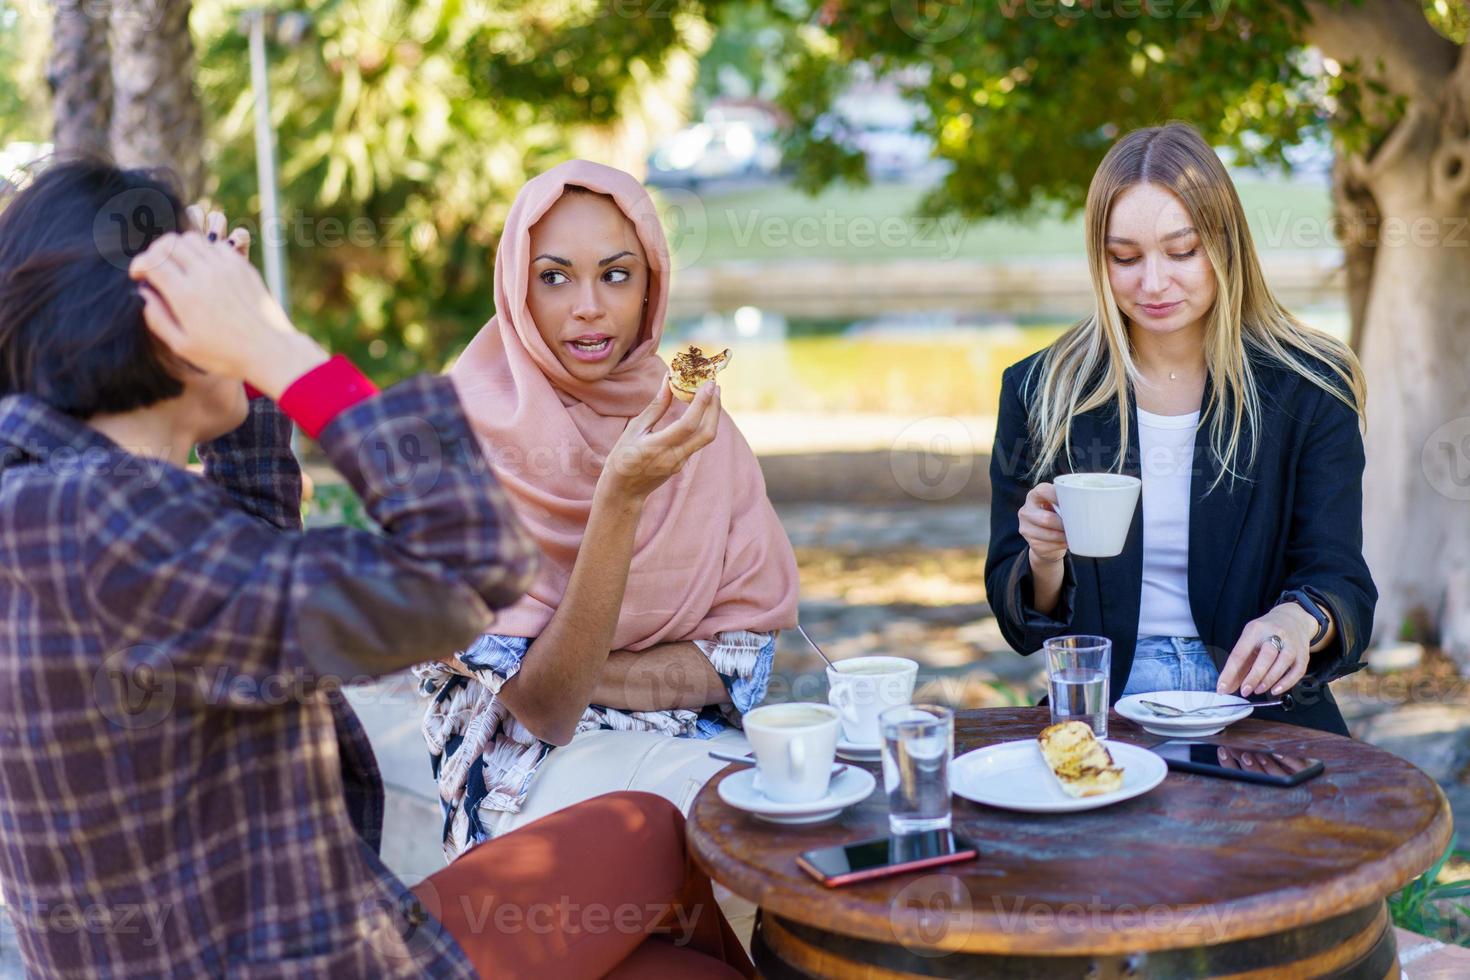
xmin=984 ymin=349 xmax=1377 ymax=735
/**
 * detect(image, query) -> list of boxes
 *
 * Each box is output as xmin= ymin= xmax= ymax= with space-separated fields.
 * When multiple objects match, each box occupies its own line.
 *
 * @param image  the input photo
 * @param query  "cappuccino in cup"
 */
xmin=743 ymin=703 xmax=841 ymax=803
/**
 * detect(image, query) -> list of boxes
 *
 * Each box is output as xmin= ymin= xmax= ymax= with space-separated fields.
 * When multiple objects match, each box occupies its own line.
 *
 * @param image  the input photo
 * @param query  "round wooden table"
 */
xmin=687 ymin=707 xmax=1451 ymax=979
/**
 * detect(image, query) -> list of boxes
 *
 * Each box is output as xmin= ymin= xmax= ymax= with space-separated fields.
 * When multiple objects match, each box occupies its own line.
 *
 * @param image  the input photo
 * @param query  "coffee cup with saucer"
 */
xmin=720 ymin=703 xmax=877 ymax=823
xmin=826 ymin=656 xmax=917 ymax=761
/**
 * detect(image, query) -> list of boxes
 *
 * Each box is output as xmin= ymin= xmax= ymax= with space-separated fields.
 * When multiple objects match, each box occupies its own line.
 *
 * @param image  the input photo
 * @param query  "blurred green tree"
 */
xmin=771 ymin=0 xmax=1470 ymax=659
xmin=4 ymin=0 xmax=719 ymax=374
xmin=0 ymin=3 xmax=49 ymax=147
xmin=191 ymin=0 xmax=717 ymax=381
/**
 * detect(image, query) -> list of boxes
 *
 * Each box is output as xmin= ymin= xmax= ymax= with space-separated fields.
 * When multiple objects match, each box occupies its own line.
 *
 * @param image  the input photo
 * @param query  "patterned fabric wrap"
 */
xmin=415 ymin=629 xmax=775 ymax=860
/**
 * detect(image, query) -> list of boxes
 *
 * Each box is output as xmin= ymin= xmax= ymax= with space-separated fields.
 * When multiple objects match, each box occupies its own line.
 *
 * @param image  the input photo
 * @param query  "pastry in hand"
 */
xmin=668 ymin=344 xmax=731 ymax=402
xmin=1038 ymin=721 xmax=1124 ymax=798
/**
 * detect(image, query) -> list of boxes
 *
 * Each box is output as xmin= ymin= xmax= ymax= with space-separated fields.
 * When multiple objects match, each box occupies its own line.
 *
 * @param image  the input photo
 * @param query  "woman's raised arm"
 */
xmin=495 ymin=382 xmax=722 ymax=744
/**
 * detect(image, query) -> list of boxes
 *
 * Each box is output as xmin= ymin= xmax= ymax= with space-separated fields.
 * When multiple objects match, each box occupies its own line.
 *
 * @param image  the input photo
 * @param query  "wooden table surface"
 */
xmin=688 ymin=707 xmax=1452 ymax=959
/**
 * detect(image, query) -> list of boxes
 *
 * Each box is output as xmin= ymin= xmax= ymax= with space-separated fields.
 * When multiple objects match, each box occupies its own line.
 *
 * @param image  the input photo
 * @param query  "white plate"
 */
xmin=1115 ymin=691 xmax=1253 ymax=737
xmin=952 ymin=739 xmax=1167 ymax=813
xmin=717 ymin=766 xmax=877 ymax=824
xmin=836 ymin=737 xmax=882 ymax=762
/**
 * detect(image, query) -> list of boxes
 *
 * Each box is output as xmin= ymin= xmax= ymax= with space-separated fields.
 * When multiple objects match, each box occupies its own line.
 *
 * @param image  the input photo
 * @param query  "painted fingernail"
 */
xmin=208 ymin=233 xmax=217 ymax=241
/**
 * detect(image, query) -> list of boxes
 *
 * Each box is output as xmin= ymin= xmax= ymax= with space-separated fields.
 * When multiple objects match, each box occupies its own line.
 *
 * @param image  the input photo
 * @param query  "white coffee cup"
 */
xmin=1053 ymin=472 xmax=1142 ymax=558
xmin=743 ymin=703 xmax=842 ymax=803
xmin=826 ymin=656 xmax=919 ymax=746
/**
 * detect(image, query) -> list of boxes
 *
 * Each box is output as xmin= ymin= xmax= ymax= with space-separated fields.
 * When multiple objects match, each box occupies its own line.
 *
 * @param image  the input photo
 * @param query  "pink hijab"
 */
xmin=450 ymin=160 xmax=799 ymax=650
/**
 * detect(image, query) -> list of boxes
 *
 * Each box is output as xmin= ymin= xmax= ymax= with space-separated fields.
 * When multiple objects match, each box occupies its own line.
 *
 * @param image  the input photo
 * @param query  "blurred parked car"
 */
xmin=855 ymin=127 xmax=938 ymax=181
xmin=648 ymin=106 xmax=782 ymax=187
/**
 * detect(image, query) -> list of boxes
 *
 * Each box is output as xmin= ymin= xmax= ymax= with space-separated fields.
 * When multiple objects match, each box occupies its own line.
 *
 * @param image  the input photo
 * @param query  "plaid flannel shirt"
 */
xmin=0 ymin=375 xmax=538 ymax=978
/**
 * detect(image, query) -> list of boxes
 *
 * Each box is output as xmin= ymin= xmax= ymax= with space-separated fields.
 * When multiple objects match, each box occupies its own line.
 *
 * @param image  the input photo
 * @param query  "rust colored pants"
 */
xmin=412 ymin=791 xmax=755 ymax=979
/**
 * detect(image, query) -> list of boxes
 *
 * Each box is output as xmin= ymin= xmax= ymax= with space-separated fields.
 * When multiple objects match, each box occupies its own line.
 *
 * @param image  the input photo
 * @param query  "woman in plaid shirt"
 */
xmin=0 ymin=161 xmax=752 ymax=979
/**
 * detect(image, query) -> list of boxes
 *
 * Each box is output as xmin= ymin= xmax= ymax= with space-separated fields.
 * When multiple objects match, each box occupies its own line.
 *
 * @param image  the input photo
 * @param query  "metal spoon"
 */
xmin=796 ymin=623 xmax=836 ymax=670
xmin=707 ymin=749 xmax=848 ymax=778
xmin=1141 ymin=698 xmax=1282 ymax=717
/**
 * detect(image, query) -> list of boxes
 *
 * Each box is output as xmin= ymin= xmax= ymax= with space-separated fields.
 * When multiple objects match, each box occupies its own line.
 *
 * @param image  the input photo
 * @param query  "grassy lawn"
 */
xmin=666 ymin=178 xmax=1333 ymax=264
xmin=672 ymin=325 xmax=1068 ymax=415
xmin=648 ymin=176 xmax=1339 ymax=418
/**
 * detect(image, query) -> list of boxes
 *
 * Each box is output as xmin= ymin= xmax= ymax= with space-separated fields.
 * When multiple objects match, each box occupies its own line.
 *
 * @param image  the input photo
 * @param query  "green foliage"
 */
xmin=1424 ymin=0 xmax=1470 ymax=43
xmin=0 ymin=3 xmax=49 ymax=146
xmin=6 ymin=0 xmax=1450 ymax=381
xmin=766 ymin=0 xmax=1419 ymax=221
xmin=691 ymin=0 xmax=796 ymax=107
xmin=1388 ymin=836 xmax=1470 ymax=945
xmin=189 ymin=0 xmax=728 ymax=384
xmin=304 ymin=481 xmax=374 ymax=530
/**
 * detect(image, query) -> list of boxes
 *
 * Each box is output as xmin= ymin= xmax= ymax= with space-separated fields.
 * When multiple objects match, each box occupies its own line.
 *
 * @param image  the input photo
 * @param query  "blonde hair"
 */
xmin=1023 ymin=122 xmax=1365 ymax=492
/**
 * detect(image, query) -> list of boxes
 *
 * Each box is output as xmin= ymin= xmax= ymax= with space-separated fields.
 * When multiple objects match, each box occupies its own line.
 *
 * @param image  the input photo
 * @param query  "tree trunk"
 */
xmin=108 ymin=0 xmax=203 ymax=199
xmin=1355 ymin=108 xmax=1470 ymax=663
xmin=47 ymin=0 xmax=111 ymax=160
xmin=1304 ymin=0 xmax=1470 ymax=664
xmin=1329 ymin=153 xmax=1379 ymax=355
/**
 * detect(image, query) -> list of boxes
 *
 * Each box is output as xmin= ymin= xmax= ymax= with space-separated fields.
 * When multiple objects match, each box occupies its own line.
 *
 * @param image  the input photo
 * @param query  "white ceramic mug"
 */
xmin=826 ymin=656 xmax=919 ymax=746
xmin=743 ymin=703 xmax=842 ymax=803
xmin=1053 ymin=472 xmax=1142 ymax=558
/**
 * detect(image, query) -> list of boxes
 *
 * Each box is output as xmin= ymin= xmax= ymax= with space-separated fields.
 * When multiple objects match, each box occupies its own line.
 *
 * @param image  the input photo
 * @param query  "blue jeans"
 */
xmin=1121 ymin=636 xmax=1220 ymax=697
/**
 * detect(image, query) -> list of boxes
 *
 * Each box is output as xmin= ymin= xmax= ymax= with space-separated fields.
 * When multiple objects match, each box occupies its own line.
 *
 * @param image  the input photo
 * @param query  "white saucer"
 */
xmin=1115 ymin=691 xmax=1253 ymax=737
xmin=951 ymin=738 xmax=1167 ymax=813
xmin=717 ymin=766 xmax=877 ymax=824
xmin=836 ymin=737 xmax=882 ymax=762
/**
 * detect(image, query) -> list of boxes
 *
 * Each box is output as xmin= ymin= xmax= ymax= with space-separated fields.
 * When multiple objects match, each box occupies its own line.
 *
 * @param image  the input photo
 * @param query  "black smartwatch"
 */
xmin=1277 ymin=587 xmax=1330 ymax=646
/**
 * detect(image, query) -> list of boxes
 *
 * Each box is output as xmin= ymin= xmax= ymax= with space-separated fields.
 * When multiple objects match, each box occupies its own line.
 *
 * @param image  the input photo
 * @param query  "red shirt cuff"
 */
xmin=277 ymin=355 xmax=379 ymax=438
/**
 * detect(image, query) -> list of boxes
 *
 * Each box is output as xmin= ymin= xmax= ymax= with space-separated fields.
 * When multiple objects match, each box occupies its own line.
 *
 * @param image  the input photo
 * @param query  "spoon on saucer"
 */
xmin=707 ymin=748 xmax=848 ymax=778
xmin=1141 ymin=698 xmax=1282 ymax=717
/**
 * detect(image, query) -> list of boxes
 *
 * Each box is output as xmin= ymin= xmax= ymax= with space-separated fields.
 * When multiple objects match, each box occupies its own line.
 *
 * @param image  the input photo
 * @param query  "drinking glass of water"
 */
xmin=879 ymin=704 xmax=953 ymax=835
xmin=1044 ymin=635 xmax=1111 ymax=738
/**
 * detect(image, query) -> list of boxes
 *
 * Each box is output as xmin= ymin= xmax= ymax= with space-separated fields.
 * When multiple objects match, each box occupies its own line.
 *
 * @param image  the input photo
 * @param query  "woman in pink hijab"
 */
xmin=416 ymin=161 xmax=800 ymax=856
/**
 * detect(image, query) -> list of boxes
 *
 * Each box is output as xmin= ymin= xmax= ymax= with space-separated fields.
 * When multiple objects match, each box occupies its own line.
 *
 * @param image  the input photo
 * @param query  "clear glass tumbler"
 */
xmin=1044 ymin=635 xmax=1112 ymax=738
xmin=880 ymin=704 xmax=954 ymax=835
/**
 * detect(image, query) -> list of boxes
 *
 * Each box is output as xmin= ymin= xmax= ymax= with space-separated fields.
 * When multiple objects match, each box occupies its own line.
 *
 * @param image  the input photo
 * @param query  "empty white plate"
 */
xmin=1115 ymin=691 xmax=1253 ymax=738
xmin=717 ymin=766 xmax=877 ymax=824
xmin=951 ymin=738 xmax=1168 ymax=813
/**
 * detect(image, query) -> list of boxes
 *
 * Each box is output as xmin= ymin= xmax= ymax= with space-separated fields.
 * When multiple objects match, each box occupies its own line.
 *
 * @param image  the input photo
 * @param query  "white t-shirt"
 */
xmin=1136 ymin=405 xmax=1201 ymax=638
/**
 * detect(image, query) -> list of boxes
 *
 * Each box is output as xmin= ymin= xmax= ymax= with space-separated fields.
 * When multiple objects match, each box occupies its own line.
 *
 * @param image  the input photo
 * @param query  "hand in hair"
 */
xmin=185 ymin=203 xmax=251 ymax=259
xmin=128 ymin=232 xmax=327 ymax=400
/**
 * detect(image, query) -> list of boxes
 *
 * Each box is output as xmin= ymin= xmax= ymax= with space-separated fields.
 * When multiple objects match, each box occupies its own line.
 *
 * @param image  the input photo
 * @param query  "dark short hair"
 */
xmin=0 ymin=158 xmax=188 ymax=417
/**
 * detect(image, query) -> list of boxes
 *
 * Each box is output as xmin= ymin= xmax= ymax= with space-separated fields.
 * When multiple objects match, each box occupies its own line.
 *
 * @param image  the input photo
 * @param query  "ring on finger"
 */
xmin=1266 ymin=634 xmax=1283 ymax=654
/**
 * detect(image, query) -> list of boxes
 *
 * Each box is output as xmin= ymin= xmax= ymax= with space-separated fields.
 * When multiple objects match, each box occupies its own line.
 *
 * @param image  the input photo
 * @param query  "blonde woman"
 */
xmin=984 ymin=122 xmax=1376 ymax=735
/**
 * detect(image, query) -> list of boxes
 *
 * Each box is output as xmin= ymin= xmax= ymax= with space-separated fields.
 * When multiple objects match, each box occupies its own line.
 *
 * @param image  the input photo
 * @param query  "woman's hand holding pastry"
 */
xmin=599 ymin=381 xmax=721 ymax=503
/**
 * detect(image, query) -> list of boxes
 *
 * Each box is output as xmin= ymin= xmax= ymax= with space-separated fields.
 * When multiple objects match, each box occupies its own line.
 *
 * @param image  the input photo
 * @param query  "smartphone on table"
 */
xmin=1152 ymin=740 xmax=1324 ymax=786
xmin=797 ymin=830 xmax=978 ymax=887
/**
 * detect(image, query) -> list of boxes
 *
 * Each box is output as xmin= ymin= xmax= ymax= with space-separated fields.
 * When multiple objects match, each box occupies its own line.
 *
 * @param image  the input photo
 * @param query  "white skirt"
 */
xmin=479 ymin=726 xmax=751 ymax=838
